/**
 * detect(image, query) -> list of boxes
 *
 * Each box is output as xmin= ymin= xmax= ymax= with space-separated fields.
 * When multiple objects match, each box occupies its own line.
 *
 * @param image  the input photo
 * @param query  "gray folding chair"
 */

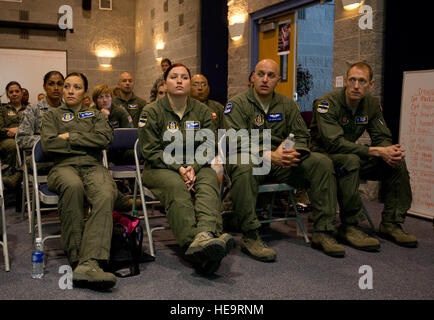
xmin=0 ymin=160 xmax=10 ymax=271
xmin=133 ymin=139 xmax=165 ymax=257
xmin=103 ymin=128 xmax=141 ymax=209
xmin=31 ymin=139 xmax=60 ymax=250
xmin=218 ymin=134 xmax=310 ymax=243
xmin=15 ymin=140 xmax=33 ymax=233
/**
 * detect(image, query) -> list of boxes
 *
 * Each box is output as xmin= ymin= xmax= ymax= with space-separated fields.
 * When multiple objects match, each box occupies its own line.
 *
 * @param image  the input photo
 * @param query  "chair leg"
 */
xmin=362 ymin=202 xmax=376 ymax=233
xmin=25 ymin=174 xmax=32 ymax=234
xmin=1 ymin=197 xmax=10 ymax=271
xmin=289 ymin=192 xmax=310 ymax=243
xmin=132 ymin=178 xmax=138 ymax=211
xmin=136 ymin=174 xmax=155 ymax=257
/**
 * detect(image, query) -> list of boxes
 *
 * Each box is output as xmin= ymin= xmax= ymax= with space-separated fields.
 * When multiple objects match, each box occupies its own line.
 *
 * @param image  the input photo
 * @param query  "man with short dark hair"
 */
xmin=310 ymin=61 xmax=417 ymax=249
xmin=112 ymin=72 xmax=147 ymax=128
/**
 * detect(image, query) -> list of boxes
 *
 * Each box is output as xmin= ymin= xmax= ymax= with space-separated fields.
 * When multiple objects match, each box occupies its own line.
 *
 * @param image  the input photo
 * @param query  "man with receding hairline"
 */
xmin=112 ymin=72 xmax=147 ymax=127
xmin=310 ymin=61 xmax=417 ymax=249
xmin=224 ymin=59 xmax=341 ymax=260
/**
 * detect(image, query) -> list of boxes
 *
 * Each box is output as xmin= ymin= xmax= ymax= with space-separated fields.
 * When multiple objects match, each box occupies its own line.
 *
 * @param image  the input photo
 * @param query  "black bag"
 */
xmin=108 ymin=212 xmax=143 ymax=277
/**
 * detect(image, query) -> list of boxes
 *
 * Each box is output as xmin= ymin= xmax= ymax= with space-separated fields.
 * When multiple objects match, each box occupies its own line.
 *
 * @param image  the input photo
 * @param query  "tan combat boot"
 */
xmin=240 ymin=229 xmax=276 ymax=262
xmin=185 ymin=231 xmax=226 ymax=263
xmin=379 ymin=222 xmax=418 ymax=248
xmin=73 ymin=259 xmax=117 ymax=290
xmin=311 ymin=232 xmax=345 ymax=258
xmin=337 ymin=224 xmax=380 ymax=252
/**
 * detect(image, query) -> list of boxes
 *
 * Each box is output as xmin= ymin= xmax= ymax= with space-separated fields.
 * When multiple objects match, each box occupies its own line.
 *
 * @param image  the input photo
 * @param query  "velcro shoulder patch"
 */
xmin=138 ymin=113 xmax=148 ymax=127
xmin=317 ymin=100 xmax=330 ymax=114
xmin=224 ymin=102 xmax=233 ymax=114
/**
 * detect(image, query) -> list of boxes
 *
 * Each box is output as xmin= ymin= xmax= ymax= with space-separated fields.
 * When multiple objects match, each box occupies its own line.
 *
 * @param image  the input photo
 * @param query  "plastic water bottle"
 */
xmin=31 ymin=238 xmax=44 ymax=279
xmin=283 ymin=133 xmax=295 ymax=149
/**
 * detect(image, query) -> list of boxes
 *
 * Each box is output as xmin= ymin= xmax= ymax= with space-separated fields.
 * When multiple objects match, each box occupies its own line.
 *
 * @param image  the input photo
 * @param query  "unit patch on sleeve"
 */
xmin=138 ymin=113 xmax=148 ymax=127
xmin=224 ymin=102 xmax=233 ymax=114
xmin=317 ymin=101 xmax=330 ymax=114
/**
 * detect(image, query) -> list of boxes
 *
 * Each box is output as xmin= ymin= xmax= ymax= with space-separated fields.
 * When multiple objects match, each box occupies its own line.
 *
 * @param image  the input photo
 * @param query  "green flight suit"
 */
xmin=41 ymin=104 xmax=117 ymax=266
xmin=224 ymin=87 xmax=338 ymax=232
xmin=112 ymin=94 xmax=146 ymax=128
xmin=310 ymin=88 xmax=412 ymax=224
xmin=108 ymin=105 xmax=133 ymax=129
xmin=0 ymin=104 xmax=26 ymax=170
xmin=138 ymin=96 xmax=222 ymax=248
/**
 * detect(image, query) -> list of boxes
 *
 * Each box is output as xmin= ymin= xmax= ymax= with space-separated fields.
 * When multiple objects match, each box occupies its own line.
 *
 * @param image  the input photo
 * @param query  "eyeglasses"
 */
xmin=193 ymin=82 xmax=207 ymax=87
xmin=348 ymin=77 xmax=369 ymax=87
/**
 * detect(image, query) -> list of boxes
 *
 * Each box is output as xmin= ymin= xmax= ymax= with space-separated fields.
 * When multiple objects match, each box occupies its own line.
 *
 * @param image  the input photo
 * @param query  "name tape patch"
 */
xmin=185 ymin=121 xmax=200 ymax=130
xmin=267 ymin=113 xmax=282 ymax=122
xmin=356 ymin=116 xmax=368 ymax=124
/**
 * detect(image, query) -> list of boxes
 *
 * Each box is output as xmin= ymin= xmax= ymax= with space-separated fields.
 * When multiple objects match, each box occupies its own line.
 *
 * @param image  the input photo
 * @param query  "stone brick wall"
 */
xmin=134 ymin=0 xmax=201 ymax=102
xmin=227 ymin=0 xmax=287 ymax=99
xmin=0 ymin=0 xmax=136 ymax=97
xmin=333 ymin=0 xmax=385 ymax=98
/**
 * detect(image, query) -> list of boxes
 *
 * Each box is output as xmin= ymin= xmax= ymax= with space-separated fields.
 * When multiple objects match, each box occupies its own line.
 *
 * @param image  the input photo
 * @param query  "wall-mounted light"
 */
xmin=227 ymin=0 xmax=247 ymax=41
xmin=342 ymin=0 xmax=364 ymax=11
xmin=96 ymin=49 xmax=115 ymax=68
xmin=155 ymin=40 xmax=165 ymax=62
xmin=228 ymin=22 xmax=245 ymax=41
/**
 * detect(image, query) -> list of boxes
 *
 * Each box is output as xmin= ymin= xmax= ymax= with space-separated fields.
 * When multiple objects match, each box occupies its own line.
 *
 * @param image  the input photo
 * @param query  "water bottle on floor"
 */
xmin=31 ymin=237 xmax=44 ymax=279
xmin=283 ymin=133 xmax=295 ymax=149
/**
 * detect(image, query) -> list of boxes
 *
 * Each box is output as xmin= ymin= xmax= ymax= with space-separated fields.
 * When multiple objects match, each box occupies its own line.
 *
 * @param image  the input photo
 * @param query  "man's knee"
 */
xmin=229 ymin=164 xmax=254 ymax=183
xmin=303 ymin=152 xmax=334 ymax=173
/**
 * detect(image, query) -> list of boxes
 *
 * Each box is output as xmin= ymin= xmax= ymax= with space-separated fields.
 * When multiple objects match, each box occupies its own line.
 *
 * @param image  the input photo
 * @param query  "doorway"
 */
xmin=200 ymin=0 xmax=228 ymax=105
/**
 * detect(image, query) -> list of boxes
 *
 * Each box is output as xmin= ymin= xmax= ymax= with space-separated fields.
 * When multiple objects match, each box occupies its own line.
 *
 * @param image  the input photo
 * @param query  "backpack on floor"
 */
xmin=108 ymin=211 xmax=143 ymax=277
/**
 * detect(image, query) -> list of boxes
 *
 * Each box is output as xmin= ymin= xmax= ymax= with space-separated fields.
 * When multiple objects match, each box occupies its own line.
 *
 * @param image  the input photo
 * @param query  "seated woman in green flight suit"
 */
xmin=41 ymin=72 xmax=118 ymax=290
xmin=138 ymin=63 xmax=234 ymax=276
xmin=92 ymin=84 xmax=133 ymax=129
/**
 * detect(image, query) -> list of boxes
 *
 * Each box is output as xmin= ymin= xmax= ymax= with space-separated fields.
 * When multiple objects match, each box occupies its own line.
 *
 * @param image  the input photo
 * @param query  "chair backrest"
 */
xmin=134 ymin=138 xmax=144 ymax=162
xmin=108 ymin=128 xmax=138 ymax=151
xmin=32 ymin=139 xmax=51 ymax=164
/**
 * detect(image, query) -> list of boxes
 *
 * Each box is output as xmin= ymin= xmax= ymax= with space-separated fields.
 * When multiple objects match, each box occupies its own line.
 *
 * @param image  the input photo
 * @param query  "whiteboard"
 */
xmin=399 ymin=69 xmax=434 ymax=219
xmin=0 ymin=48 xmax=67 ymax=105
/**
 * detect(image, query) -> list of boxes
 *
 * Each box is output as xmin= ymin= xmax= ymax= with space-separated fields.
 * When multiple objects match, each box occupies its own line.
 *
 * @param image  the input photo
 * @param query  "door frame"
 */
xmin=250 ymin=0 xmax=326 ymax=72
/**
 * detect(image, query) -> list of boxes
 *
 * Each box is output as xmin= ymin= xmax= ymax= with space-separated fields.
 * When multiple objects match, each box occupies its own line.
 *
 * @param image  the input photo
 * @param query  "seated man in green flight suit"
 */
xmin=310 ymin=61 xmax=417 ymax=250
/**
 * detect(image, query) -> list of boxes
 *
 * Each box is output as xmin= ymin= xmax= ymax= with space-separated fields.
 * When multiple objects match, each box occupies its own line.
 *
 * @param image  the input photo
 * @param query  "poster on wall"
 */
xmin=278 ymin=20 xmax=291 ymax=56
